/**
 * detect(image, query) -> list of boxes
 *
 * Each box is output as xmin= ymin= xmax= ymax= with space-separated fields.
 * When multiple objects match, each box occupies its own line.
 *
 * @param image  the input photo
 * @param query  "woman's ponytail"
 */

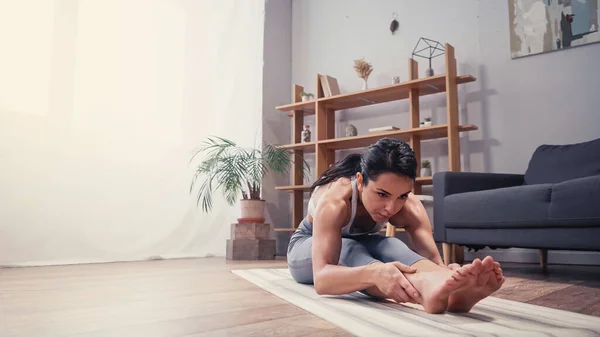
xmin=310 ymin=153 xmax=362 ymax=194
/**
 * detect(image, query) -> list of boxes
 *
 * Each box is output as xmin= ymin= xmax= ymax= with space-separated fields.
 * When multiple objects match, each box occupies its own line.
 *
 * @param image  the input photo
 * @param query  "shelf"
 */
xmin=283 ymin=74 xmax=475 ymax=116
xmin=276 ymin=100 xmax=315 ymax=113
xmin=416 ymin=176 xmax=433 ymax=185
xmin=321 ymin=74 xmax=475 ymax=111
xmin=275 ymin=125 xmax=478 ymax=153
xmin=275 ymin=185 xmax=312 ymax=191
xmin=415 ymin=194 xmax=434 ymax=202
xmin=317 ymin=124 xmax=477 ymax=151
xmin=277 ymin=142 xmax=316 ymax=153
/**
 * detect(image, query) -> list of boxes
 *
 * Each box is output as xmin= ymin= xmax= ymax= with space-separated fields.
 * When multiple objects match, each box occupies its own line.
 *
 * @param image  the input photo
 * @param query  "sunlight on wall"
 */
xmin=73 ymin=0 xmax=184 ymax=150
xmin=0 ymin=0 xmax=55 ymax=116
xmin=0 ymin=0 xmax=266 ymax=265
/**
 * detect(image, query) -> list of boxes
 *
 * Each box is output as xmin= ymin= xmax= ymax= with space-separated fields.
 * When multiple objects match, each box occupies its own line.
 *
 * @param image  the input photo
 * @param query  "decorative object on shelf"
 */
xmin=389 ymin=12 xmax=399 ymax=35
xmin=345 ymin=124 xmax=358 ymax=137
xmin=189 ymin=136 xmax=310 ymax=216
xmin=369 ymin=125 xmax=399 ymax=133
xmin=353 ymin=57 xmax=373 ymax=90
xmin=393 ymin=76 xmax=400 ymax=84
xmin=301 ymin=125 xmax=311 ymax=142
xmin=300 ymin=91 xmax=314 ymax=102
xmin=421 ymin=160 xmax=432 ymax=177
xmin=319 ymin=75 xmax=340 ymax=97
xmin=508 ymin=0 xmax=600 ymax=59
xmin=420 ymin=117 xmax=432 ymax=127
xmin=412 ymin=37 xmax=445 ymax=77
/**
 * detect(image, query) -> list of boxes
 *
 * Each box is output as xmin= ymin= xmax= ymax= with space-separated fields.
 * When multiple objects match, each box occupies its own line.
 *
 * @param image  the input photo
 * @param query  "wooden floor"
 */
xmin=2 ymin=258 xmax=600 ymax=337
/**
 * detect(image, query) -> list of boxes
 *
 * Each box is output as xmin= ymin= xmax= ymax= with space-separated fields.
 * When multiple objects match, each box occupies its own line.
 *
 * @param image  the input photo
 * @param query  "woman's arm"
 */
xmin=390 ymin=194 xmax=444 ymax=266
xmin=311 ymin=200 xmax=378 ymax=295
xmin=311 ymin=200 xmax=421 ymax=303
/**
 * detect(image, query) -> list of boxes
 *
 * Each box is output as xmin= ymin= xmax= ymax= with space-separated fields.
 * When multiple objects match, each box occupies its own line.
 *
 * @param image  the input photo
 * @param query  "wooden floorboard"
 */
xmin=2 ymin=258 xmax=600 ymax=337
xmin=491 ymin=262 xmax=600 ymax=316
xmin=0 ymin=258 xmax=352 ymax=337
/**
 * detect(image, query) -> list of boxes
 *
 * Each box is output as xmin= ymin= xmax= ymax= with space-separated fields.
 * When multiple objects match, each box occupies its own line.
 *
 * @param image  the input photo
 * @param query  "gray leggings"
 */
xmin=287 ymin=218 xmax=425 ymax=284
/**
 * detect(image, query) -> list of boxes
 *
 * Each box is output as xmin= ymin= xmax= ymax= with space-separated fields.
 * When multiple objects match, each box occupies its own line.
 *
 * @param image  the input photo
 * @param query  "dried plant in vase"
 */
xmin=353 ymin=57 xmax=373 ymax=90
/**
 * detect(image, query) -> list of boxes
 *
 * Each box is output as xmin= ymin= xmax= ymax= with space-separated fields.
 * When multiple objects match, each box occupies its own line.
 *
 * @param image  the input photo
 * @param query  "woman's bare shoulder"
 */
xmin=309 ymin=177 xmax=353 ymax=225
xmin=313 ymin=178 xmax=352 ymax=204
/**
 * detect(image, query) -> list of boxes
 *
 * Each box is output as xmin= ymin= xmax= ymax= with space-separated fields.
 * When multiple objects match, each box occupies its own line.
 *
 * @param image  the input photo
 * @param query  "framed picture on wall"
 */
xmin=508 ymin=0 xmax=600 ymax=58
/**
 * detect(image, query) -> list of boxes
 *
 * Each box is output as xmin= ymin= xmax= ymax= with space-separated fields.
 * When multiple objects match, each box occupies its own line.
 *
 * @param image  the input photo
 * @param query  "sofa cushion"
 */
xmin=524 ymin=137 xmax=600 ymax=185
xmin=550 ymin=175 xmax=600 ymax=222
xmin=444 ymin=184 xmax=552 ymax=229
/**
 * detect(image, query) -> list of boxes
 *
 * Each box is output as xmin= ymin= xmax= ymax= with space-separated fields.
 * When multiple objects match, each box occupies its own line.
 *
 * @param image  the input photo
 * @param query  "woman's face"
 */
xmin=356 ymin=172 xmax=414 ymax=222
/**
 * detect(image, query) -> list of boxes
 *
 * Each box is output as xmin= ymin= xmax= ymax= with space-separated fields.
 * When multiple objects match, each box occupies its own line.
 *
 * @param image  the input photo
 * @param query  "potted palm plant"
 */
xmin=189 ymin=136 xmax=309 ymax=222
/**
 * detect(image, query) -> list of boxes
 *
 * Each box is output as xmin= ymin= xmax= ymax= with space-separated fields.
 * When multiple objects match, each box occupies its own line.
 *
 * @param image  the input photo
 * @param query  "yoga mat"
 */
xmin=232 ymin=268 xmax=600 ymax=337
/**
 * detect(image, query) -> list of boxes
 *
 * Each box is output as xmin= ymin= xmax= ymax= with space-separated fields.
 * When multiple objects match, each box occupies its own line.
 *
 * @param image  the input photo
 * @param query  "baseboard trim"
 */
xmin=464 ymin=248 xmax=600 ymax=266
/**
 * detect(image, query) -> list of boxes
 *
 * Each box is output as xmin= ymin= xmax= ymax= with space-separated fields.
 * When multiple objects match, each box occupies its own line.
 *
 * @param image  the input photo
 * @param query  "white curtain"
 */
xmin=0 ymin=0 xmax=265 ymax=266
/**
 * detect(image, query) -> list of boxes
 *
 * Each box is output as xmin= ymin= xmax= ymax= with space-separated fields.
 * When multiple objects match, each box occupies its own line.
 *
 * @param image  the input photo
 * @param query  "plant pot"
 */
xmin=301 ymin=96 xmax=310 ymax=102
xmin=421 ymin=167 xmax=432 ymax=177
xmin=240 ymin=199 xmax=265 ymax=222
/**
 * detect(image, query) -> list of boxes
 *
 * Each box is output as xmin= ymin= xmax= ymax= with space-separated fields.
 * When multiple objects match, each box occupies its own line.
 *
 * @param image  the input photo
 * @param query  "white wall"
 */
xmin=261 ymin=0 xmax=295 ymax=256
xmin=0 ymin=0 xmax=266 ymax=266
xmin=291 ymin=0 xmax=600 ymax=264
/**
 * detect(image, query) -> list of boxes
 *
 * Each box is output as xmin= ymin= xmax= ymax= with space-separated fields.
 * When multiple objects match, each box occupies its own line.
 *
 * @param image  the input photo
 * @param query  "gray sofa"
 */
xmin=433 ymin=137 xmax=600 ymax=267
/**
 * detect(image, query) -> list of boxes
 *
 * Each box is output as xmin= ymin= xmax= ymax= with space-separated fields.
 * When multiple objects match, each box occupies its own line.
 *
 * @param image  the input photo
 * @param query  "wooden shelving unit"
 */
xmin=278 ymin=74 xmax=475 ymax=116
xmin=275 ymin=44 xmax=477 ymax=236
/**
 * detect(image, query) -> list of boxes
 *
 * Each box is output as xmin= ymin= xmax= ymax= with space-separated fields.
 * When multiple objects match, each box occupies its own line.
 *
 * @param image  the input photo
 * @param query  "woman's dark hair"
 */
xmin=310 ymin=138 xmax=417 ymax=193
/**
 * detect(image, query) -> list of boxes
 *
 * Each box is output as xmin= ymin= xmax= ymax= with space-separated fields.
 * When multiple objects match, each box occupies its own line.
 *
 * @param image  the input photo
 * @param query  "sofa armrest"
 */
xmin=433 ymin=171 xmax=524 ymax=242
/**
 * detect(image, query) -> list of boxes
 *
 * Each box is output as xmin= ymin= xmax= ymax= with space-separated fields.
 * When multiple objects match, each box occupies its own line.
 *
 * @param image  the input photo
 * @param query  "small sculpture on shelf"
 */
xmin=345 ymin=124 xmax=357 ymax=137
xmin=420 ymin=117 xmax=432 ymax=127
xmin=300 ymin=92 xmax=314 ymax=102
xmin=412 ymin=37 xmax=445 ymax=77
xmin=301 ymin=125 xmax=311 ymax=143
xmin=393 ymin=76 xmax=400 ymax=84
xmin=421 ymin=160 xmax=432 ymax=177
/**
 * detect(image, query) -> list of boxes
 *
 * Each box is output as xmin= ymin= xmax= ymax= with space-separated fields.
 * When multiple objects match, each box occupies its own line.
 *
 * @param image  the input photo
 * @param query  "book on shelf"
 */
xmin=319 ymin=75 xmax=340 ymax=97
xmin=368 ymin=126 xmax=400 ymax=133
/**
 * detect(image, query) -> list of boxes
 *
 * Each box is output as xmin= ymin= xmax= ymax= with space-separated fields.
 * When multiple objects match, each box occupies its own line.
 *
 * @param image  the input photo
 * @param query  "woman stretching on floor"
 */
xmin=287 ymin=138 xmax=505 ymax=314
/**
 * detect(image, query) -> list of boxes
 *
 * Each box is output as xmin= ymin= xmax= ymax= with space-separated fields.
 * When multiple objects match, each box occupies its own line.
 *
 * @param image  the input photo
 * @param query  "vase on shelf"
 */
xmin=362 ymin=78 xmax=368 ymax=90
xmin=301 ymin=125 xmax=311 ymax=143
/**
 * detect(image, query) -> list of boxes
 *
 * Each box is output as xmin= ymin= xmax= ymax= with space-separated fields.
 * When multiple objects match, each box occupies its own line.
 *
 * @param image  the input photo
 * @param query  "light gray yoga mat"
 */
xmin=232 ymin=268 xmax=600 ymax=337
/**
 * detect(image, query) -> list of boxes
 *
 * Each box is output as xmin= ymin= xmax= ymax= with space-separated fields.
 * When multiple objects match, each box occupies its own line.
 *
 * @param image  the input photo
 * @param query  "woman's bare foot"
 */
xmin=447 ymin=256 xmax=505 ymax=312
xmin=405 ymin=263 xmax=483 ymax=314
